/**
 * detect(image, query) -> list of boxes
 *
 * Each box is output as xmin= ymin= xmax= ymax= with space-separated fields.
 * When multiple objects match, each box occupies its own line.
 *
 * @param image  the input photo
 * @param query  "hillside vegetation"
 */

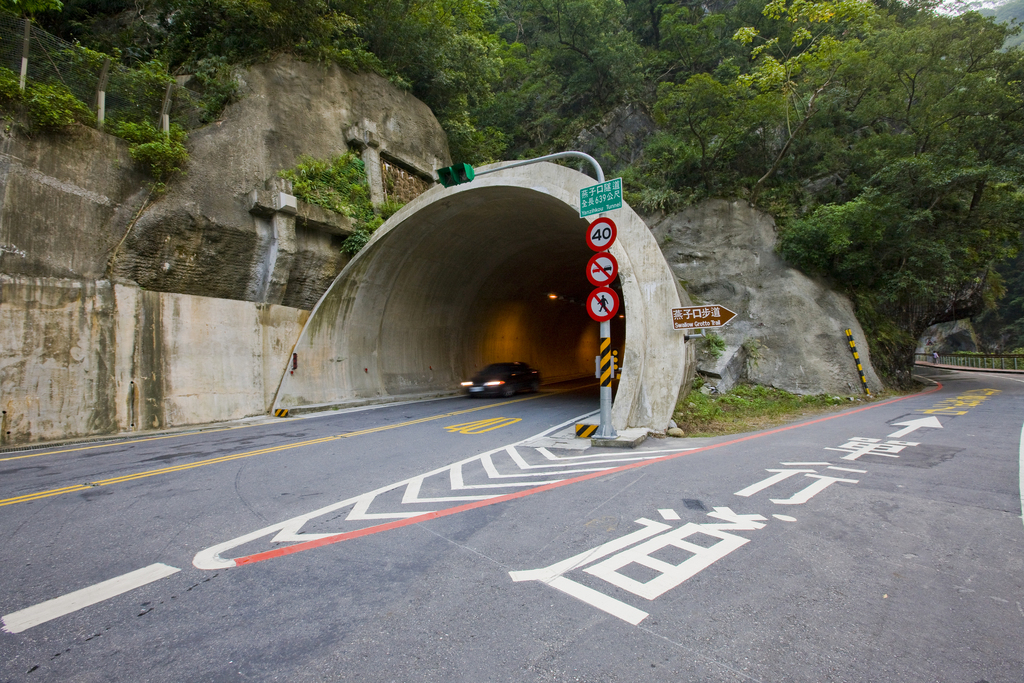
xmin=16 ymin=0 xmax=1024 ymax=385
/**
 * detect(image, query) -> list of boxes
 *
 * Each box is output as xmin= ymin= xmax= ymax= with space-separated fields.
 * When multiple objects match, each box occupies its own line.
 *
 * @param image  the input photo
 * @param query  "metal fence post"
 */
xmin=19 ymin=18 xmax=30 ymax=92
xmin=95 ymin=58 xmax=110 ymax=127
xmin=159 ymin=82 xmax=173 ymax=136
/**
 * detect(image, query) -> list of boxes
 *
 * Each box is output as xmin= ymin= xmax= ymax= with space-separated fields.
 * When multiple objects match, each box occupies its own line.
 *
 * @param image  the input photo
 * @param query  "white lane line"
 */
xmin=2 ymin=563 xmax=180 ymax=634
xmin=827 ymin=465 xmax=867 ymax=473
xmin=658 ymin=508 xmax=680 ymax=520
xmin=1019 ymin=421 xmax=1024 ymax=532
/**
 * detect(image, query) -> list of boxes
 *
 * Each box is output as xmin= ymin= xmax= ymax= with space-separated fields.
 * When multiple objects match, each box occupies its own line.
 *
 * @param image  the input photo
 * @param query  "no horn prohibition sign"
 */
xmin=586 ymin=217 xmax=617 ymax=252
xmin=586 ymin=252 xmax=618 ymax=287
xmin=587 ymin=287 xmax=620 ymax=322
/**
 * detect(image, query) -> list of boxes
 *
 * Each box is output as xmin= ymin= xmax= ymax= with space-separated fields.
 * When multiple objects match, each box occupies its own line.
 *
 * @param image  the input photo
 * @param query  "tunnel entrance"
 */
xmin=274 ymin=162 xmax=686 ymax=430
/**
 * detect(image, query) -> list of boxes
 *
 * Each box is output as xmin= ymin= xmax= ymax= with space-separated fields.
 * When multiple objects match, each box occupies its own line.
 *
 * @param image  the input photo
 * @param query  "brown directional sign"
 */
xmin=672 ymin=304 xmax=737 ymax=329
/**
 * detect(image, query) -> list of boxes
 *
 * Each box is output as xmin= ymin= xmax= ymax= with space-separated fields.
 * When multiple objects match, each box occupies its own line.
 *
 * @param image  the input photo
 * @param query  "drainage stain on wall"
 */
xmin=1 ymin=278 xmax=307 ymax=445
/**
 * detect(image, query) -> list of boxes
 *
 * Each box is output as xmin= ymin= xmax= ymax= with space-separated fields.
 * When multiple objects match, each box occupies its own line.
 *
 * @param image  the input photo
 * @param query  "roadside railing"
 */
xmin=915 ymin=353 xmax=1024 ymax=371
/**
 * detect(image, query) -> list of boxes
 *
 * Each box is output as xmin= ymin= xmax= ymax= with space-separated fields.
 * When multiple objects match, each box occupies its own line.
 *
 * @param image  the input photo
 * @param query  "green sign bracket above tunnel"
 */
xmin=580 ymin=178 xmax=623 ymax=217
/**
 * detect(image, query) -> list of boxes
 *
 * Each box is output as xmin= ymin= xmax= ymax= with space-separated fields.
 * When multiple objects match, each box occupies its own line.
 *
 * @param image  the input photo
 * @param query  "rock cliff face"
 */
xmin=0 ymin=56 xmax=451 ymax=444
xmin=112 ymin=55 xmax=451 ymax=309
xmin=917 ymin=320 xmax=979 ymax=355
xmin=647 ymin=199 xmax=883 ymax=396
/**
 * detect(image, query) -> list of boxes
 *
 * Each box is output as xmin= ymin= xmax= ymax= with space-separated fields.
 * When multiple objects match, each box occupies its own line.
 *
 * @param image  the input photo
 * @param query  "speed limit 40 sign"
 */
xmin=586 ymin=217 xmax=617 ymax=252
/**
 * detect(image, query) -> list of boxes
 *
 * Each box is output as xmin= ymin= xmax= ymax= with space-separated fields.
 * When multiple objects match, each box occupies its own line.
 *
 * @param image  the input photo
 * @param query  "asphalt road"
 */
xmin=0 ymin=370 xmax=1021 ymax=682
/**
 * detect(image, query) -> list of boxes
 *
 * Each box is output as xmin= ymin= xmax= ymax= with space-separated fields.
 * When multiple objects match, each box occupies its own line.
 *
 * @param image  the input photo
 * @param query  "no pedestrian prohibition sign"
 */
xmin=587 ymin=287 xmax=619 ymax=322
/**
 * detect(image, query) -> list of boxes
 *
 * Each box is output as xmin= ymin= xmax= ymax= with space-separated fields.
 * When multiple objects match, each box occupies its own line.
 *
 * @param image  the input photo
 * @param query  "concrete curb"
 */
xmin=281 ymin=390 xmax=462 ymax=416
xmin=590 ymin=427 xmax=650 ymax=449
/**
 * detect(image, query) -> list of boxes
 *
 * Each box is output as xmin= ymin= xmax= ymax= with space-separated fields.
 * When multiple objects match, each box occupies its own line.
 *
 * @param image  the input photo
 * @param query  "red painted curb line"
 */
xmin=233 ymin=383 xmax=943 ymax=567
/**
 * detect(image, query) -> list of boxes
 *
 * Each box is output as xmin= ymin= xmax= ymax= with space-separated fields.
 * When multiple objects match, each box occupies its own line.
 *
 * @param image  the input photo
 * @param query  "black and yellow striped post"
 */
xmin=575 ymin=423 xmax=598 ymax=438
xmin=274 ymin=408 xmax=290 ymax=418
xmin=600 ymin=337 xmax=613 ymax=389
xmin=845 ymin=328 xmax=871 ymax=396
xmin=596 ymin=326 xmax=617 ymax=437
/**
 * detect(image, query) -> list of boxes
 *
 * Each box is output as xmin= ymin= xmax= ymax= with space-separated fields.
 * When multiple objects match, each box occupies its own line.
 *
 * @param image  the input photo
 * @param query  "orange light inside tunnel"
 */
xmin=548 ymin=293 xmax=558 ymax=299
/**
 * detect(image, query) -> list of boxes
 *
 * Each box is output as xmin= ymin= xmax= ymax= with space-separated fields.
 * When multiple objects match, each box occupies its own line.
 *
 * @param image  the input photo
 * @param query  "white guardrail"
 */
xmin=916 ymin=353 xmax=1024 ymax=371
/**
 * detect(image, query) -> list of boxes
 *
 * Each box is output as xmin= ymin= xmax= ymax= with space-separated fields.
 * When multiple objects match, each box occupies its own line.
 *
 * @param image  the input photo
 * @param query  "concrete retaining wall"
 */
xmin=0 ymin=275 xmax=307 ymax=445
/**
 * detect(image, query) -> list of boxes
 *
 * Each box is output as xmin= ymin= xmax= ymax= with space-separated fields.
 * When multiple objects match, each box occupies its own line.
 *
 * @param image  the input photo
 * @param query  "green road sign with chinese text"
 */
xmin=580 ymin=178 xmax=623 ymax=217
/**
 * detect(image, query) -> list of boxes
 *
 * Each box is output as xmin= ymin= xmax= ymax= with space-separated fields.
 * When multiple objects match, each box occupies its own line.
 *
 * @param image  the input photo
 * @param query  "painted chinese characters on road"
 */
xmin=511 ymin=433 xmax=925 ymax=624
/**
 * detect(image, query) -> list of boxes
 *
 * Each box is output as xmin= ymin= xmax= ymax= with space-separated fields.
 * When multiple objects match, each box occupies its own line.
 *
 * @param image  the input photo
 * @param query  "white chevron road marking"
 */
xmin=194 ymin=413 xmax=695 ymax=570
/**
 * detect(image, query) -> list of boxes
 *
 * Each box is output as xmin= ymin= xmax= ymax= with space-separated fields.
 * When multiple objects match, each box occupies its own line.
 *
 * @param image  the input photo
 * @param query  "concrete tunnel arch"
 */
xmin=273 ymin=162 xmax=687 ymax=430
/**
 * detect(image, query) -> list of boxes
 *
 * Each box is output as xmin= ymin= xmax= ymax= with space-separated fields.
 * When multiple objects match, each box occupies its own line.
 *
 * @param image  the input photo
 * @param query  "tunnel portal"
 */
xmin=273 ymin=162 xmax=686 ymax=430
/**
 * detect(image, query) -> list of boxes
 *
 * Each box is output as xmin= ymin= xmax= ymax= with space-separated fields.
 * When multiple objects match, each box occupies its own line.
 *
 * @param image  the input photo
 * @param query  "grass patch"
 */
xmin=673 ymin=377 xmax=867 ymax=437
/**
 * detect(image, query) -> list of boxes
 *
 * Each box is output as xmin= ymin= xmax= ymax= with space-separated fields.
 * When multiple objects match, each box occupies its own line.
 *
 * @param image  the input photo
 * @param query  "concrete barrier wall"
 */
xmin=0 ymin=275 xmax=307 ymax=445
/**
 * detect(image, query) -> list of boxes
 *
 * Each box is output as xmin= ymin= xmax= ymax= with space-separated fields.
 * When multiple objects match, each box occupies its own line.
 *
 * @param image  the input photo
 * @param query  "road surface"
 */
xmin=1 ymin=370 xmax=1021 ymax=682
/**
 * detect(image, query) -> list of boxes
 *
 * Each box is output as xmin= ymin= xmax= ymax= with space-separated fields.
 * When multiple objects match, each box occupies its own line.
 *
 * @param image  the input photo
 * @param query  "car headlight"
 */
xmin=461 ymin=381 xmax=473 ymax=386
xmin=484 ymin=380 xmax=504 ymax=386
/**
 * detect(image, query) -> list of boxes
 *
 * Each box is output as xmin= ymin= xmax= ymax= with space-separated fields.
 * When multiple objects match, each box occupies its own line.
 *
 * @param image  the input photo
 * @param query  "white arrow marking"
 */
xmin=888 ymin=416 xmax=943 ymax=438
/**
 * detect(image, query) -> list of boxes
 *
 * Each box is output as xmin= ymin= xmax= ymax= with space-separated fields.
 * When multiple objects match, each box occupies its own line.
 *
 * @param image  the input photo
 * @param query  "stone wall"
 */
xmin=382 ymin=158 xmax=432 ymax=205
xmin=0 ymin=56 xmax=452 ymax=445
xmin=0 ymin=126 xmax=149 ymax=281
xmin=648 ymin=199 xmax=883 ymax=395
xmin=0 ymin=276 xmax=307 ymax=445
xmin=111 ymin=55 xmax=451 ymax=307
xmin=0 ymin=55 xmax=450 ymax=311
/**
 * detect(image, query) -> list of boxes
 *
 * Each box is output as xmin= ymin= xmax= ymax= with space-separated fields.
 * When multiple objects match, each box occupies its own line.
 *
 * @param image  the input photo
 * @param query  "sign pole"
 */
xmin=598 ymin=320 xmax=616 ymax=438
xmin=584 ymin=215 xmax=620 ymax=440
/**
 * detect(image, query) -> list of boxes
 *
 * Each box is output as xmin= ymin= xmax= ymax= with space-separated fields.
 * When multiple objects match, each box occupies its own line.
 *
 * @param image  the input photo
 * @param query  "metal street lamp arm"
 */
xmin=473 ymin=151 xmax=605 ymax=184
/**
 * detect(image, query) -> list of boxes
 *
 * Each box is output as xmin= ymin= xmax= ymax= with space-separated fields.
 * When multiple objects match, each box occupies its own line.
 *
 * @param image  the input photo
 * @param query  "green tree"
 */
xmin=2 ymin=0 xmax=62 ymax=16
xmin=484 ymin=0 xmax=643 ymax=154
xmin=653 ymin=73 xmax=768 ymax=194
xmin=733 ymin=0 xmax=874 ymax=201
xmin=778 ymin=12 xmax=1024 ymax=383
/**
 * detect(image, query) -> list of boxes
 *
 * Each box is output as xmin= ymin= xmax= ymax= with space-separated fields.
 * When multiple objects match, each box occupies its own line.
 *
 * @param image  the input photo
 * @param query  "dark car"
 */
xmin=462 ymin=362 xmax=541 ymax=397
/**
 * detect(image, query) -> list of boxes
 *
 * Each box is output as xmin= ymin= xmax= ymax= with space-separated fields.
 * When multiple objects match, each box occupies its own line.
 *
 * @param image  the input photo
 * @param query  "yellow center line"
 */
xmin=0 ymin=422 xmax=269 ymax=463
xmin=339 ymin=390 xmax=547 ymax=438
xmin=0 ymin=386 xmax=586 ymax=508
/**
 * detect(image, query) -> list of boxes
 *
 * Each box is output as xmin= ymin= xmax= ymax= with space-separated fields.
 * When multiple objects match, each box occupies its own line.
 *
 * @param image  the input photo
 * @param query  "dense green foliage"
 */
xmin=973 ymin=250 xmax=1024 ymax=351
xmin=674 ymin=376 xmax=850 ymax=436
xmin=278 ymin=153 xmax=387 ymax=255
xmin=33 ymin=0 xmax=1024 ymax=384
xmin=2 ymin=0 xmax=61 ymax=16
xmin=107 ymin=120 xmax=189 ymax=187
xmin=279 ymin=154 xmax=374 ymax=221
xmin=702 ymin=330 xmax=726 ymax=359
xmin=0 ymin=65 xmax=95 ymax=129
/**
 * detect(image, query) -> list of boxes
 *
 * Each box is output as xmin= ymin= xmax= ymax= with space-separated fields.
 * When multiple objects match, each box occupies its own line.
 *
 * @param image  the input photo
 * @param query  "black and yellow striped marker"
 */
xmin=845 ymin=328 xmax=871 ymax=396
xmin=600 ymin=337 xmax=613 ymax=388
xmin=274 ymin=408 xmax=290 ymax=418
xmin=575 ymin=423 xmax=598 ymax=438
